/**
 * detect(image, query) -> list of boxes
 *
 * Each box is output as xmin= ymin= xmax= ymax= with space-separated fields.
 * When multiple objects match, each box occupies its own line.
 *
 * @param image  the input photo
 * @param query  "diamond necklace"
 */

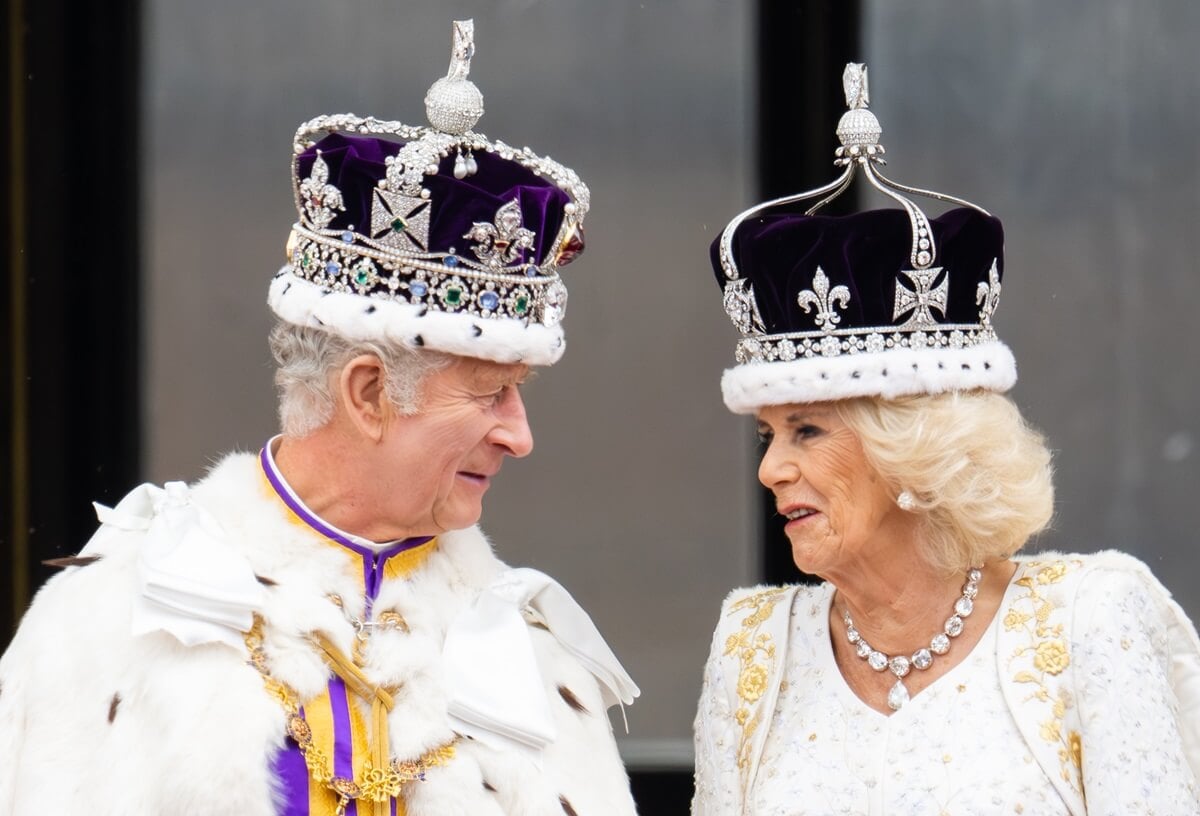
xmin=841 ymin=566 xmax=983 ymax=711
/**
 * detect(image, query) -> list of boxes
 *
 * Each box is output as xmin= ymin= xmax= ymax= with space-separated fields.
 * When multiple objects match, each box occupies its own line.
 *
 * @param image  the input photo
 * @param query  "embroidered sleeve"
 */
xmin=1072 ymin=561 xmax=1200 ymax=813
xmin=692 ymin=624 xmax=742 ymax=815
xmin=693 ymin=587 xmax=791 ymax=815
xmin=1001 ymin=558 xmax=1088 ymax=804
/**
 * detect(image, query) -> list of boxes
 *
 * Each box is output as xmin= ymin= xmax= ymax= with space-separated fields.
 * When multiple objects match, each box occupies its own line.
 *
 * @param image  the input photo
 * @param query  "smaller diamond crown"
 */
xmin=709 ymin=64 xmax=1016 ymax=411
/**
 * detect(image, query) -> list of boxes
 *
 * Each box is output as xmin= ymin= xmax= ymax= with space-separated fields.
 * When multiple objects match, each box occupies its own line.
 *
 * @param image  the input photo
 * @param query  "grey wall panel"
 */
xmin=865 ymin=1 xmax=1200 ymax=615
xmin=144 ymin=1 xmax=752 ymax=760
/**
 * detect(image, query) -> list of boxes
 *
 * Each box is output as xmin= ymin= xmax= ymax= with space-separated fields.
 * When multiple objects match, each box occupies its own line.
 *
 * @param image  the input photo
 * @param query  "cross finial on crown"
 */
xmin=447 ymin=19 xmax=476 ymax=82
xmin=836 ymin=62 xmax=881 ymax=148
xmin=843 ymin=63 xmax=869 ymax=110
xmin=424 ymin=19 xmax=484 ymax=135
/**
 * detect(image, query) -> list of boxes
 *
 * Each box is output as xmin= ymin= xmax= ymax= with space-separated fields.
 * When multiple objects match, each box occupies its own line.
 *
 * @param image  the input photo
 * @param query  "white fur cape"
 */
xmin=0 ymin=453 xmax=637 ymax=815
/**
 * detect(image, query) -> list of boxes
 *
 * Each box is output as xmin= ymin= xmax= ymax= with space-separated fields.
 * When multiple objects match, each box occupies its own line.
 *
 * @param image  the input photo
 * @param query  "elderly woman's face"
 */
xmin=756 ymin=403 xmax=904 ymax=578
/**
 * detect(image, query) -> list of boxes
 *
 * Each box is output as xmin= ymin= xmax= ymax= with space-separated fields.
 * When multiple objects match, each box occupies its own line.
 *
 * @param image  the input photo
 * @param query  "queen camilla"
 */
xmin=691 ymin=64 xmax=1200 ymax=816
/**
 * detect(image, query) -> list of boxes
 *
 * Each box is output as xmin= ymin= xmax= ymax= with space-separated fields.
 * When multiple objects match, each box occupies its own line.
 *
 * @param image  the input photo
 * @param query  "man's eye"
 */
xmin=484 ymin=387 xmax=508 ymax=405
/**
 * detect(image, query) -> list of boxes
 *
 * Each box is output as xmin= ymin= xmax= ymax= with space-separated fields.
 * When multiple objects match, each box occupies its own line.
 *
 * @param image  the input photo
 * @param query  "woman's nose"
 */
xmin=757 ymin=441 xmax=800 ymax=490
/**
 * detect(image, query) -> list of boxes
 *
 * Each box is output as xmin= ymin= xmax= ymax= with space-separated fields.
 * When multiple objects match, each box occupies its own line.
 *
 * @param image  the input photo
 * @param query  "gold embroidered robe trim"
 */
xmin=997 ymin=558 xmax=1088 ymax=816
xmin=717 ymin=585 xmax=801 ymax=806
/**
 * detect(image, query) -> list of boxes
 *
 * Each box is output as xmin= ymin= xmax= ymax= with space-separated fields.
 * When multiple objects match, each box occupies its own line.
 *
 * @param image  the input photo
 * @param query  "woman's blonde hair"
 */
xmin=834 ymin=391 xmax=1054 ymax=575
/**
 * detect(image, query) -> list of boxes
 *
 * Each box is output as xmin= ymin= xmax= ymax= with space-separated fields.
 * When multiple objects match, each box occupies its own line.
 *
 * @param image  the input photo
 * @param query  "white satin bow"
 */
xmin=443 ymin=567 xmax=639 ymax=759
xmin=88 ymin=481 xmax=266 ymax=649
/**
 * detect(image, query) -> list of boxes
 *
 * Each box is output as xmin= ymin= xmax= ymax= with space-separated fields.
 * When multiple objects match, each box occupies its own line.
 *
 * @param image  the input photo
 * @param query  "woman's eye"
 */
xmin=795 ymin=424 xmax=822 ymax=440
xmin=755 ymin=431 xmax=773 ymax=446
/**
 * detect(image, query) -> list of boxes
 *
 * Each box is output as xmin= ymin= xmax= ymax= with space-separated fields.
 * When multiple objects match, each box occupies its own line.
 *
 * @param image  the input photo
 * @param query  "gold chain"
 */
xmin=245 ymin=615 xmax=457 ymax=808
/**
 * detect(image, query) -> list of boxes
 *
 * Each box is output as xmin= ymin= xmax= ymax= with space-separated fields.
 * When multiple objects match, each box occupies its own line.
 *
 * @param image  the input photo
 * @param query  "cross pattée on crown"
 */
xmin=893 ymin=267 xmax=949 ymax=329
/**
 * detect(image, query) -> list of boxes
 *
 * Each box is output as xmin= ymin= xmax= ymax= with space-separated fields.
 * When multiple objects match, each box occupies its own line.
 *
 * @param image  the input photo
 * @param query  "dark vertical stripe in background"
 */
xmin=2 ymin=0 xmax=142 ymax=642
xmin=628 ymin=4 xmax=863 ymax=812
xmin=4 ymin=0 xmax=31 ymax=633
xmin=757 ymin=0 xmax=861 ymax=588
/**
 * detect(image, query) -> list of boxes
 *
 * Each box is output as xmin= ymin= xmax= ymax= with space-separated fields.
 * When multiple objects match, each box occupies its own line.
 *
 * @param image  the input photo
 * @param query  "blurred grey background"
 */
xmin=16 ymin=0 xmax=1196 ymax=775
xmin=866 ymin=5 xmax=1200 ymax=600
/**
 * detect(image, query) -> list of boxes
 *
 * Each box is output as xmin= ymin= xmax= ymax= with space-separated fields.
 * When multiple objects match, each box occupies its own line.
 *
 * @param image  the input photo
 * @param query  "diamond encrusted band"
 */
xmin=288 ymin=226 xmax=567 ymax=327
xmin=735 ymin=324 xmax=1000 ymax=365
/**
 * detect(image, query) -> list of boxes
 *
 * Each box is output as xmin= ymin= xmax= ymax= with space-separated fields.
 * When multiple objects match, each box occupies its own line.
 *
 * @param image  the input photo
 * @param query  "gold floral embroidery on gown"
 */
xmin=1004 ymin=559 xmax=1085 ymax=790
xmin=723 ymin=588 xmax=790 ymax=769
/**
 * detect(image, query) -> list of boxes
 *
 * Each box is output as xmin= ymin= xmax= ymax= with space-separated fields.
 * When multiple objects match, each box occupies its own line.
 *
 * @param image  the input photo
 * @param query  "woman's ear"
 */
xmin=338 ymin=354 xmax=389 ymax=442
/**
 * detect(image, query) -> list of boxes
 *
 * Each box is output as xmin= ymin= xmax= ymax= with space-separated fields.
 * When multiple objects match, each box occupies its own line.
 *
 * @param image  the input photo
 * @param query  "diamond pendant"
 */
xmin=887 ymin=679 xmax=910 ymax=711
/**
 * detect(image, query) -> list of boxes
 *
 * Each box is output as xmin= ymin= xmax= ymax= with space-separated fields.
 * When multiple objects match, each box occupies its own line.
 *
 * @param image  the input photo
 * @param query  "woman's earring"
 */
xmin=896 ymin=490 xmax=916 ymax=511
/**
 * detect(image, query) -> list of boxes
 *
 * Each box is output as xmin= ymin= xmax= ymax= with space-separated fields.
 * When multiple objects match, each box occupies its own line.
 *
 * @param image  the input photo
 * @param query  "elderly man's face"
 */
xmin=376 ymin=357 xmax=533 ymax=536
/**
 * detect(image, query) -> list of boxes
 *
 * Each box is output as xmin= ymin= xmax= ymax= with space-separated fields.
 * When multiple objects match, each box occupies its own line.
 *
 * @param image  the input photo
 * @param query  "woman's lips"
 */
xmin=780 ymin=505 xmax=820 ymax=528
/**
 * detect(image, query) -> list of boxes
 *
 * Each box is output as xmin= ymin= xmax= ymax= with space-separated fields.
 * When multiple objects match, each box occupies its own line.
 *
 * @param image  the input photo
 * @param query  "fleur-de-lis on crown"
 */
xmin=384 ymin=142 xmax=438 ymax=199
xmin=465 ymin=199 xmax=535 ymax=268
xmin=723 ymin=278 xmax=765 ymax=336
xmin=976 ymin=259 xmax=1002 ymax=328
xmin=893 ymin=267 xmax=949 ymax=329
xmin=797 ymin=267 xmax=851 ymax=333
xmin=298 ymin=150 xmax=345 ymax=230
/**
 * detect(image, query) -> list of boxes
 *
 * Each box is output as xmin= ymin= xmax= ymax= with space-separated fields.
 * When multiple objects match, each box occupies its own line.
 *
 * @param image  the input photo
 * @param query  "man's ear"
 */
xmin=338 ymin=354 xmax=390 ymax=441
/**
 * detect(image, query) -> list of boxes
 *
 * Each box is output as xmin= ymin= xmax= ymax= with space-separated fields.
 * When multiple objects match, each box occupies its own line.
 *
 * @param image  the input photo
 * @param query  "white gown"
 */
xmin=748 ymin=581 xmax=1067 ymax=815
xmin=693 ymin=553 xmax=1200 ymax=816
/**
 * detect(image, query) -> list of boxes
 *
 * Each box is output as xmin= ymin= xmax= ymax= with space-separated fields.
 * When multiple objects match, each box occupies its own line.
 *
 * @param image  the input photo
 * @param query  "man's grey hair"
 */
xmin=269 ymin=321 xmax=451 ymax=437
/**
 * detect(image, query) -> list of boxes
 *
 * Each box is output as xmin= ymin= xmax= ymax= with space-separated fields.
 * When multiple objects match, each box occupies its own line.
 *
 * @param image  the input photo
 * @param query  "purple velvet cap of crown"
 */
xmin=295 ymin=132 xmax=576 ymax=266
xmin=710 ymin=207 xmax=1004 ymax=335
xmin=711 ymin=206 xmax=1017 ymax=412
